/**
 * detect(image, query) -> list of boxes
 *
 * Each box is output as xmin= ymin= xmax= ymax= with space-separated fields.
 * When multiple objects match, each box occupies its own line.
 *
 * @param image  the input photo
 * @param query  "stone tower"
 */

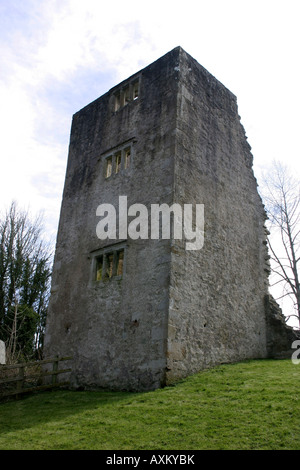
xmin=44 ymin=47 xmax=297 ymax=391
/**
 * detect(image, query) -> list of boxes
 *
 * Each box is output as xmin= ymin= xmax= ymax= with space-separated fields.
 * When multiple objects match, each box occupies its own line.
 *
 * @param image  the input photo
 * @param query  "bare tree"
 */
xmin=261 ymin=162 xmax=300 ymax=328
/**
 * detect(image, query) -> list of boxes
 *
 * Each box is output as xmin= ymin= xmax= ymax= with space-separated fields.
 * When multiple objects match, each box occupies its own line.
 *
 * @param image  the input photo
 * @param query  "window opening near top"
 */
xmin=133 ymin=81 xmax=139 ymax=100
xmin=106 ymin=156 xmax=112 ymax=178
xmin=114 ymin=77 xmax=140 ymax=111
xmin=123 ymin=86 xmax=130 ymax=106
xmin=114 ymin=92 xmax=121 ymax=111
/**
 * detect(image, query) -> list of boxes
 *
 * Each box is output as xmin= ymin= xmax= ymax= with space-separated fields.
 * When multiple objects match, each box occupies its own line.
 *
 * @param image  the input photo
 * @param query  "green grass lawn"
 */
xmin=0 ymin=359 xmax=299 ymax=450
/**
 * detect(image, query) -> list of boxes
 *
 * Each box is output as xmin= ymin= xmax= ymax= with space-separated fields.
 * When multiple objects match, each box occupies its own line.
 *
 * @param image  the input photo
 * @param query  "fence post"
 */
xmin=17 ymin=364 xmax=25 ymax=399
xmin=52 ymin=356 xmax=59 ymax=386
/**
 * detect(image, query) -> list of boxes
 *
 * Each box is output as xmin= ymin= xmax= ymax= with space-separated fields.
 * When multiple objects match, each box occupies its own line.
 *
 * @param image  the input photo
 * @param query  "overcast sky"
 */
xmin=1 ymin=0 xmax=299 ymax=321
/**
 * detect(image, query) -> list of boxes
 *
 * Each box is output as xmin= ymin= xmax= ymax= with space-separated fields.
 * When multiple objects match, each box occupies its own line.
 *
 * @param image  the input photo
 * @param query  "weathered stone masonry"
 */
xmin=44 ymin=47 xmax=298 ymax=391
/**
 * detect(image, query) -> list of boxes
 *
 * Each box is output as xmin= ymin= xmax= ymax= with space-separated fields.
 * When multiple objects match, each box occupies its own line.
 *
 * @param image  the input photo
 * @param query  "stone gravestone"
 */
xmin=0 ymin=340 xmax=5 ymax=365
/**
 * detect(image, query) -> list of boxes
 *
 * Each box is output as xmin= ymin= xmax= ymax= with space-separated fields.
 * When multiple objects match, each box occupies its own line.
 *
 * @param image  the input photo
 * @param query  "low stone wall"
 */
xmin=265 ymin=294 xmax=300 ymax=358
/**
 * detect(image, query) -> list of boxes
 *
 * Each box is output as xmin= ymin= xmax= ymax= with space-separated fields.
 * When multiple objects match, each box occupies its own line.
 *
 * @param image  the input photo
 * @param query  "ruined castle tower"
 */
xmin=44 ymin=47 xmax=296 ymax=391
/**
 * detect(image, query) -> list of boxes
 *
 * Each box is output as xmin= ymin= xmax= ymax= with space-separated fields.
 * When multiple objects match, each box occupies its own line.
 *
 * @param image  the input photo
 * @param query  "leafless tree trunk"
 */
xmin=261 ymin=162 xmax=300 ymax=328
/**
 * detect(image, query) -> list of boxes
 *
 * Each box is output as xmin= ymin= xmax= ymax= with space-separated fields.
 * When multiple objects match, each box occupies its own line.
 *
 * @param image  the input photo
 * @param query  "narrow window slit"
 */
xmin=96 ymin=255 xmax=103 ymax=281
xmin=116 ymin=250 xmax=124 ymax=276
xmin=115 ymin=152 xmax=122 ymax=174
xmin=114 ymin=92 xmax=120 ymax=111
xmin=104 ymin=253 xmax=114 ymax=279
xmin=133 ymin=81 xmax=139 ymax=100
xmin=124 ymin=148 xmax=131 ymax=169
xmin=105 ymin=157 xmax=112 ymax=178
xmin=123 ymin=86 xmax=130 ymax=104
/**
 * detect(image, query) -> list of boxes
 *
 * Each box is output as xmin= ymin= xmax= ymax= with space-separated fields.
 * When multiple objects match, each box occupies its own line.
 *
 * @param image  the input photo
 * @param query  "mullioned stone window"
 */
xmin=114 ymin=77 xmax=140 ymax=111
xmin=90 ymin=244 xmax=126 ymax=284
xmin=103 ymin=142 xmax=133 ymax=179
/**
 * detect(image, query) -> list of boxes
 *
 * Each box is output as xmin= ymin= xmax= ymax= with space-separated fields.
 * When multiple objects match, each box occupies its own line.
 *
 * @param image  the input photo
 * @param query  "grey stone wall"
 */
xmin=44 ymin=47 xmax=297 ymax=391
xmin=166 ymin=49 xmax=270 ymax=381
xmin=44 ymin=49 xmax=181 ymax=390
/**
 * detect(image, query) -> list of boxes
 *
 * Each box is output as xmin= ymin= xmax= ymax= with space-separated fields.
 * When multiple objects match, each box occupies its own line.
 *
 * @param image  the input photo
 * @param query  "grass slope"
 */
xmin=0 ymin=359 xmax=299 ymax=450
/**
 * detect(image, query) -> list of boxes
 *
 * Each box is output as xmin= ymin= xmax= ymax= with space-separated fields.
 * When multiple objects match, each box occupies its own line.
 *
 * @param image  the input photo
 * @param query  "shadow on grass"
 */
xmin=0 ymin=360 xmax=299 ymax=450
xmin=0 ymin=388 xmax=144 ymax=435
xmin=0 ymin=358 xmax=273 ymax=436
